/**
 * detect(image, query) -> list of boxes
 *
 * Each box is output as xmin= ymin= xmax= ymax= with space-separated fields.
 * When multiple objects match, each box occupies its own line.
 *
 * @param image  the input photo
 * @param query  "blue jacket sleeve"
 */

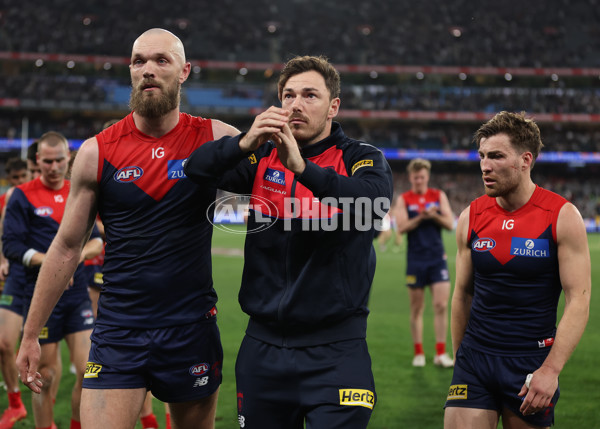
xmin=184 ymin=133 xmax=260 ymax=195
xmin=2 ymin=188 xmax=32 ymax=263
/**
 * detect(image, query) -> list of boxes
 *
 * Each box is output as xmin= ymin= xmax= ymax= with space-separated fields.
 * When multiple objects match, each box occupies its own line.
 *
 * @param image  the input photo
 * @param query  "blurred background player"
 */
xmin=26 ymin=141 xmax=41 ymax=180
xmin=394 ymin=158 xmax=455 ymax=368
xmin=3 ymin=131 xmax=102 ymax=429
xmin=0 ymin=157 xmax=30 ymax=429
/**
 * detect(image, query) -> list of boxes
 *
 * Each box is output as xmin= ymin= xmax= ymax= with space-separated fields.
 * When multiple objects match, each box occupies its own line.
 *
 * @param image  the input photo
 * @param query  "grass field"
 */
xmin=2 ymin=227 xmax=599 ymax=428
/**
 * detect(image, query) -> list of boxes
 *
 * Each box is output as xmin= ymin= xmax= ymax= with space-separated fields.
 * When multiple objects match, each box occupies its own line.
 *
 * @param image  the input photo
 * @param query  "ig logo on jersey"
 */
xmin=472 ymin=237 xmax=496 ymax=252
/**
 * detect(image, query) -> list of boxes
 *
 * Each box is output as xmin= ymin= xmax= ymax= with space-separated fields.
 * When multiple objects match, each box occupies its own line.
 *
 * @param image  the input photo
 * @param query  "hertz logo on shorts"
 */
xmin=84 ymin=362 xmax=103 ymax=378
xmin=39 ymin=327 xmax=49 ymax=339
xmin=94 ymin=272 xmax=103 ymax=285
xmin=351 ymin=160 xmax=373 ymax=175
xmin=447 ymin=384 xmax=467 ymax=400
xmin=339 ymin=389 xmax=375 ymax=409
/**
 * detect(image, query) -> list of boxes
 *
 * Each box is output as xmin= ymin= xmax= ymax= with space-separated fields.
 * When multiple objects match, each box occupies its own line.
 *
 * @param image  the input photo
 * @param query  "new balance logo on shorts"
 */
xmin=447 ymin=384 xmax=467 ymax=400
xmin=339 ymin=389 xmax=375 ymax=409
xmin=193 ymin=376 xmax=209 ymax=387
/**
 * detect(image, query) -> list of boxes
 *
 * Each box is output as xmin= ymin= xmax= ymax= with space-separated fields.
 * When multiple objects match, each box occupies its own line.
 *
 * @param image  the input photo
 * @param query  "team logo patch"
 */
xmin=189 ymin=363 xmax=210 ymax=376
xmin=264 ymin=168 xmax=285 ymax=186
xmin=510 ymin=237 xmax=549 ymax=258
xmin=168 ymin=159 xmax=187 ymax=180
xmin=351 ymin=159 xmax=373 ymax=175
xmin=84 ymin=362 xmax=102 ymax=378
xmin=39 ymin=327 xmax=48 ymax=339
xmin=114 ymin=166 xmax=143 ymax=183
xmin=35 ymin=207 xmax=53 ymax=217
xmin=339 ymin=389 xmax=375 ymax=409
xmin=447 ymin=384 xmax=468 ymax=400
xmin=472 ymin=237 xmax=496 ymax=252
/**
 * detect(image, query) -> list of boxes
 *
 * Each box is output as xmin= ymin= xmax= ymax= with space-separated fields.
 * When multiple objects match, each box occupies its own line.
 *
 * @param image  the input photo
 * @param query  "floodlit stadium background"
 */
xmin=0 ymin=1 xmax=599 ymax=427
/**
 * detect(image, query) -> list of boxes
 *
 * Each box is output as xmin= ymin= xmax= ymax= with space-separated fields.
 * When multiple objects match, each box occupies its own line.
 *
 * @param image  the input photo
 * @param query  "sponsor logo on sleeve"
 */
xmin=114 ymin=166 xmax=143 ymax=183
xmin=351 ymin=159 xmax=374 ymax=175
xmin=339 ymin=389 xmax=375 ymax=409
xmin=447 ymin=384 xmax=468 ymax=400
xmin=510 ymin=237 xmax=549 ymax=258
xmin=168 ymin=159 xmax=187 ymax=180
xmin=472 ymin=238 xmax=496 ymax=252
xmin=84 ymin=362 xmax=102 ymax=378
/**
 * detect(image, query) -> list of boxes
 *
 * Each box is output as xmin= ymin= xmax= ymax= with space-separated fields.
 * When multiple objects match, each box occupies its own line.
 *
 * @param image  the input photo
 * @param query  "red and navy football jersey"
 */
xmin=96 ymin=112 xmax=217 ymax=328
xmin=462 ymin=186 xmax=568 ymax=356
xmin=2 ymin=177 xmax=89 ymax=300
xmin=402 ymin=188 xmax=446 ymax=260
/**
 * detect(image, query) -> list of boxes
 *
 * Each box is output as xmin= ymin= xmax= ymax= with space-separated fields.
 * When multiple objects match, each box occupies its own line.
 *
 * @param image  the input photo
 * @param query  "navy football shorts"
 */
xmin=83 ymin=265 xmax=103 ymax=290
xmin=236 ymin=336 xmax=376 ymax=429
xmin=445 ymin=344 xmax=559 ymax=427
xmin=83 ymin=315 xmax=223 ymax=403
xmin=33 ymin=298 xmax=95 ymax=344
xmin=405 ymin=257 xmax=449 ymax=288
xmin=0 ymin=273 xmax=27 ymax=316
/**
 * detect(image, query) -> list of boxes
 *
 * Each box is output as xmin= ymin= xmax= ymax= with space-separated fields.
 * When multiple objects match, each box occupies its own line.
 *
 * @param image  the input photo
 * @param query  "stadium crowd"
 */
xmin=1 ymin=0 xmax=600 ymax=67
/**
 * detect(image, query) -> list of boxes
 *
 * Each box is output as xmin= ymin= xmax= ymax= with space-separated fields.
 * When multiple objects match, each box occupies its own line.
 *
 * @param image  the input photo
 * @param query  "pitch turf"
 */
xmin=2 ymin=227 xmax=598 ymax=428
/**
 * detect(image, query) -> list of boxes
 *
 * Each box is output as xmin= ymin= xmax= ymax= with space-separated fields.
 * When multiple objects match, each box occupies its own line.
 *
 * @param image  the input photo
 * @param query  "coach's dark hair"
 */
xmin=277 ymin=55 xmax=341 ymax=101
xmin=474 ymin=111 xmax=544 ymax=166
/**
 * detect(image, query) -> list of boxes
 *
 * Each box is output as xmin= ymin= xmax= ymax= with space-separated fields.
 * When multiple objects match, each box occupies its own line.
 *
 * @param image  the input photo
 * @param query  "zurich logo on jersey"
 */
xmin=189 ymin=363 xmax=210 ymax=376
xmin=472 ymin=237 xmax=496 ymax=252
xmin=35 ymin=206 xmax=53 ymax=217
xmin=264 ymin=168 xmax=285 ymax=186
xmin=168 ymin=159 xmax=187 ymax=180
xmin=510 ymin=237 xmax=549 ymax=258
xmin=114 ymin=166 xmax=143 ymax=183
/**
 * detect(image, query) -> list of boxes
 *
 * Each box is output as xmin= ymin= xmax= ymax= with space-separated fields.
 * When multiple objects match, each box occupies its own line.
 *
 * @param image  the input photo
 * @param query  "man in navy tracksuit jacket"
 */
xmin=185 ymin=55 xmax=393 ymax=429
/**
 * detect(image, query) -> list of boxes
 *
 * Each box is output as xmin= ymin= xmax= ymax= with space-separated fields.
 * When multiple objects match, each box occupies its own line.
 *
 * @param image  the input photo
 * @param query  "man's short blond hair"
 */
xmin=407 ymin=158 xmax=431 ymax=173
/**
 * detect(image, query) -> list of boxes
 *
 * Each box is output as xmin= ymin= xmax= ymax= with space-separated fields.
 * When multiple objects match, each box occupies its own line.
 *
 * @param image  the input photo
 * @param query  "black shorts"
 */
xmin=236 ymin=335 xmax=376 ymax=429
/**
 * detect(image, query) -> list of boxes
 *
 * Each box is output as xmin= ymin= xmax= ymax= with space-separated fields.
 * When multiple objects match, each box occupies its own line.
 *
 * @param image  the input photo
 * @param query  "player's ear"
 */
xmin=521 ymin=151 xmax=534 ymax=170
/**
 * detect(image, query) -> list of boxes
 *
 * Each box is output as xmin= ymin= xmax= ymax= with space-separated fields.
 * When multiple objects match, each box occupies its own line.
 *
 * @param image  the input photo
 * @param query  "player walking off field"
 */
xmin=444 ymin=111 xmax=591 ymax=429
xmin=185 ymin=55 xmax=393 ymax=428
xmin=15 ymin=29 xmax=239 ymax=429
xmin=394 ymin=158 xmax=455 ymax=368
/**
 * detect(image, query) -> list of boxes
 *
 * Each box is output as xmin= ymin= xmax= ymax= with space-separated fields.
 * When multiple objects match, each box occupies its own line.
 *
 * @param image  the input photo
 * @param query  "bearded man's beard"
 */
xmin=129 ymin=79 xmax=181 ymax=118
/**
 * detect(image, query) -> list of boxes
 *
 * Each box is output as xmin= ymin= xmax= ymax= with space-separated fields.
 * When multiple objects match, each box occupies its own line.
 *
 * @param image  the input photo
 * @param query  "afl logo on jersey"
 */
xmin=472 ymin=237 xmax=496 ymax=252
xmin=35 ymin=207 xmax=53 ymax=217
xmin=114 ymin=166 xmax=143 ymax=183
xmin=189 ymin=363 xmax=210 ymax=376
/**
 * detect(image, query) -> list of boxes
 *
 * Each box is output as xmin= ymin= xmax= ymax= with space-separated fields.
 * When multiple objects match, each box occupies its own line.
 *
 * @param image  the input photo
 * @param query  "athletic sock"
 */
xmin=141 ymin=413 xmax=159 ymax=428
xmin=414 ymin=343 xmax=424 ymax=356
xmin=165 ymin=412 xmax=172 ymax=429
xmin=7 ymin=390 xmax=23 ymax=408
xmin=435 ymin=342 xmax=446 ymax=355
xmin=70 ymin=419 xmax=82 ymax=429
